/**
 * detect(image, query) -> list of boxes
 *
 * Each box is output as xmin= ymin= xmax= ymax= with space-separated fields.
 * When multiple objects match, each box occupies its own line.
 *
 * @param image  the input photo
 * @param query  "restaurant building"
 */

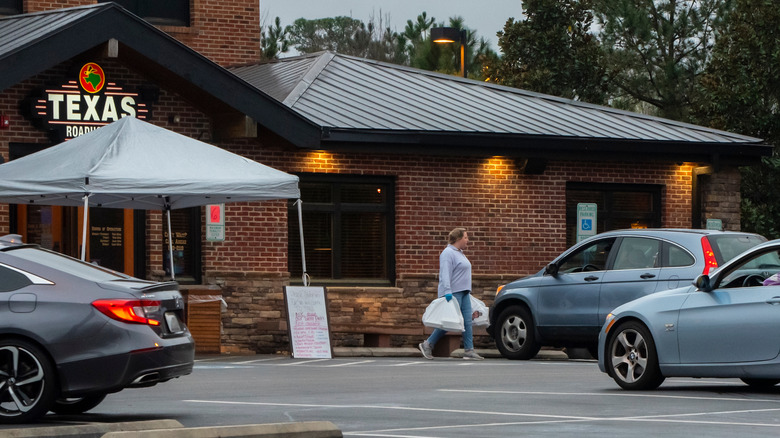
xmin=0 ymin=1 xmax=770 ymax=354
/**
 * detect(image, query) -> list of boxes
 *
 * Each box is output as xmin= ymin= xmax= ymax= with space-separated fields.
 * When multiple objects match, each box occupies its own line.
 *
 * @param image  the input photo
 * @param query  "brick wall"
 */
xmin=700 ymin=167 xmax=742 ymax=231
xmin=194 ymin=144 xmax=706 ymax=353
xmin=232 ymin=145 xmax=698 ymax=279
xmin=25 ymin=0 xmax=261 ymax=67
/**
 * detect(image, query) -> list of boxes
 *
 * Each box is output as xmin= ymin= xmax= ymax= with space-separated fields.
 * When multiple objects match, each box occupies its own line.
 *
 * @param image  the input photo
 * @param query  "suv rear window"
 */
xmin=708 ymin=234 xmax=767 ymax=264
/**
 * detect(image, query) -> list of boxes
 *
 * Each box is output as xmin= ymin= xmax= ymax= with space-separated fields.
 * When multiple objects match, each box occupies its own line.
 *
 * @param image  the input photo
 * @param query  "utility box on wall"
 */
xmin=181 ymin=286 xmax=224 ymax=354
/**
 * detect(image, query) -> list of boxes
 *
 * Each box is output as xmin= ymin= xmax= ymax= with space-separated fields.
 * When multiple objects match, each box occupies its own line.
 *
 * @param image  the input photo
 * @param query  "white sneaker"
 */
xmin=418 ymin=342 xmax=433 ymax=360
xmin=462 ymin=349 xmax=484 ymax=360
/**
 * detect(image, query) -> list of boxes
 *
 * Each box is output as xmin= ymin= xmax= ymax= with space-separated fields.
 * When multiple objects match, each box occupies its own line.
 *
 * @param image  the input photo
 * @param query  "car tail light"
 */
xmin=701 ymin=237 xmax=719 ymax=274
xmin=92 ymin=299 xmax=161 ymax=326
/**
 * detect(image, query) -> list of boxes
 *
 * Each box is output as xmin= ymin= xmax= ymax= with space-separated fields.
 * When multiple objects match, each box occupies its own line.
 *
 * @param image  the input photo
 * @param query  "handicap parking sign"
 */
xmin=576 ymin=203 xmax=597 ymax=242
xmin=581 ymin=218 xmax=592 ymax=231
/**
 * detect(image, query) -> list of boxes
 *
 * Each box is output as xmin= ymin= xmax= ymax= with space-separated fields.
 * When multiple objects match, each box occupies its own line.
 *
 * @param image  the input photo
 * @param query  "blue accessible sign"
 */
xmin=576 ymin=203 xmax=597 ymax=242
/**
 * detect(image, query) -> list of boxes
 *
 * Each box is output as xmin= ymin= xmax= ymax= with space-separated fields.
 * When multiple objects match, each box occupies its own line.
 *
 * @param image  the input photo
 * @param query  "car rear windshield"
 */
xmin=6 ymin=247 xmax=128 ymax=282
xmin=709 ymin=234 xmax=767 ymax=264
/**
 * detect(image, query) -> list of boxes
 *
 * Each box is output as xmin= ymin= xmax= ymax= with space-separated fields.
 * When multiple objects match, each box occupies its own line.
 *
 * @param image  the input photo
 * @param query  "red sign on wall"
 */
xmin=206 ymin=204 xmax=225 ymax=241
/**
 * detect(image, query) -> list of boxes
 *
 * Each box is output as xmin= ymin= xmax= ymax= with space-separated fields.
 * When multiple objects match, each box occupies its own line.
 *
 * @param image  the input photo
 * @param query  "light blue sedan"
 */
xmin=598 ymin=239 xmax=780 ymax=390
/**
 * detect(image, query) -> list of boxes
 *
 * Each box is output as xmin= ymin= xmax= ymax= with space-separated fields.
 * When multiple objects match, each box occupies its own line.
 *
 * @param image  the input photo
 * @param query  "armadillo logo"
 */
xmin=78 ymin=62 xmax=106 ymax=94
xmin=24 ymin=62 xmax=155 ymax=140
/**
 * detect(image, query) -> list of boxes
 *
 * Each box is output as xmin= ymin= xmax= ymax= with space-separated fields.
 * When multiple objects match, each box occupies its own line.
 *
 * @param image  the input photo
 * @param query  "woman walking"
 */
xmin=419 ymin=227 xmax=483 ymax=360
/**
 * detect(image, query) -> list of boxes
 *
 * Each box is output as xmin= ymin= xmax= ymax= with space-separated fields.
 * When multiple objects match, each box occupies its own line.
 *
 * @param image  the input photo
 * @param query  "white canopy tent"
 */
xmin=0 ymin=116 xmax=308 ymax=283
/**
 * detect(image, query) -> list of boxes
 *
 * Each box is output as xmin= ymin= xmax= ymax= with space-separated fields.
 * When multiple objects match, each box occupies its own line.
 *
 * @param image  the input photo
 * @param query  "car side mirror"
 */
xmin=545 ymin=262 xmax=559 ymax=277
xmin=694 ymin=274 xmax=712 ymax=292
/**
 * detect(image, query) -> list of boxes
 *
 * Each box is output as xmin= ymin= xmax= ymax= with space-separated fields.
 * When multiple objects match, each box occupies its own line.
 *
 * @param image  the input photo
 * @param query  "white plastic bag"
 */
xmin=470 ymin=296 xmax=489 ymax=327
xmin=422 ymin=296 xmax=465 ymax=332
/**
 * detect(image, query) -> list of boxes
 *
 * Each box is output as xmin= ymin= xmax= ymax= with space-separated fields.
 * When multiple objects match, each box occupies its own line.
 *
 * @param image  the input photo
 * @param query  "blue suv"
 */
xmin=487 ymin=229 xmax=765 ymax=360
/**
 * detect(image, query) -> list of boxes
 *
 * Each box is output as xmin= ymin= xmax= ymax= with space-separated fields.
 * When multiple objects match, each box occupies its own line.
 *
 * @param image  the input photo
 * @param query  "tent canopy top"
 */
xmin=0 ymin=116 xmax=300 ymax=210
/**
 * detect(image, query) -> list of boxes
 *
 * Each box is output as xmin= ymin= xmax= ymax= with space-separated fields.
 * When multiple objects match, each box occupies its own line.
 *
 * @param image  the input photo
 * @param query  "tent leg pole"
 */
xmin=295 ymin=199 xmax=309 ymax=286
xmin=167 ymin=208 xmax=175 ymax=281
xmin=81 ymin=195 xmax=89 ymax=261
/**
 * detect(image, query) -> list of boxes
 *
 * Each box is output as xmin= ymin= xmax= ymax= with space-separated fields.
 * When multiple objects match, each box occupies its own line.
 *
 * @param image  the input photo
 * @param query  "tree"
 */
xmin=285 ymin=15 xmax=407 ymax=63
xmin=486 ymin=0 xmax=608 ymax=104
xmin=286 ymin=16 xmax=367 ymax=54
xmin=594 ymin=0 xmax=732 ymax=120
xmin=261 ymin=17 xmax=290 ymax=60
xmin=696 ymin=0 xmax=780 ymax=237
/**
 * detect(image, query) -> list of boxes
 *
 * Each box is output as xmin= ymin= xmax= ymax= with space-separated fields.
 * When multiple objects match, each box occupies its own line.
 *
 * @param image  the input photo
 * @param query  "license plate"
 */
xmin=165 ymin=312 xmax=184 ymax=333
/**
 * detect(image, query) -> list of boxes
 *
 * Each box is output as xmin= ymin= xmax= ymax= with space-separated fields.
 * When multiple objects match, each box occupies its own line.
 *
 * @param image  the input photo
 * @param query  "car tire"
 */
xmin=50 ymin=394 xmax=107 ymax=415
xmin=0 ymin=339 xmax=58 ymax=423
xmin=495 ymin=305 xmax=541 ymax=360
xmin=740 ymin=378 xmax=780 ymax=389
xmin=606 ymin=321 xmax=665 ymax=390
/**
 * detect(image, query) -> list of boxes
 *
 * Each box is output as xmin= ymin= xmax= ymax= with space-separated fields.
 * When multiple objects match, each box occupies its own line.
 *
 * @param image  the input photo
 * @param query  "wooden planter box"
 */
xmin=181 ymin=286 xmax=223 ymax=354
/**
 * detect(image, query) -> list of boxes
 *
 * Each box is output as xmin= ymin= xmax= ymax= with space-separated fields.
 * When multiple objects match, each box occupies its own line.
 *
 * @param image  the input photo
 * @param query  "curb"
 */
xmin=1 ymin=419 xmax=184 ymax=438
xmin=100 ymin=421 xmax=342 ymax=438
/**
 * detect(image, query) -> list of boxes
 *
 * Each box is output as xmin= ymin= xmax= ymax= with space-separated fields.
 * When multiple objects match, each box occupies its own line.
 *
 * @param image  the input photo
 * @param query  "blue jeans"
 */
xmin=426 ymin=290 xmax=473 ymax=350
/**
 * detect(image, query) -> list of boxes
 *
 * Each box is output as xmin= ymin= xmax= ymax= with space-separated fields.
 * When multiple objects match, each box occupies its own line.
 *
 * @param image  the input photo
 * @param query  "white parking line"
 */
xmin=278 ymin=358 xmax=332 ymax=366
xmin=344 ymin=418 xmax=594 ymax=437
xmin=183 ymin=399 xmax=600 ymax=421
xmin=184 ymin=397 xmax=780 ymax=435
xmin=228 ymin=357 xmax=287 ymax=364
xmin=440 ymin=389 xmax=780 ymax=404
xmin=326 ymin=360 xmax=376 ymax=367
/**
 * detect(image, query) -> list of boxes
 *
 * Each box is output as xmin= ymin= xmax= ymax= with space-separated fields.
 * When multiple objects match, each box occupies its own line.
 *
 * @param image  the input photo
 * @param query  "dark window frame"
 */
xmin=102 ymin=0 xmax=190 ymax=27
xmin=289 ymin=174 xmax=395 ymax=286
xmin=162 ymin=207 xmax=202 ymax=284
xmin=566 ymin=182 xmax=663 ymax=247
xmin=0 ymin=0 xmax=22 ymax=16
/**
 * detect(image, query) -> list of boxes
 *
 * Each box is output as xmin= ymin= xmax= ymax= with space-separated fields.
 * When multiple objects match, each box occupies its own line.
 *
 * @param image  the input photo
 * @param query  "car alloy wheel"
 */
xmin=495 ymin=305 xmax=541 ymax=360
xmin=608 ymin=321 xmax=664 ymax=390
xmin=0 ymin=340 xmax=57 ymax=423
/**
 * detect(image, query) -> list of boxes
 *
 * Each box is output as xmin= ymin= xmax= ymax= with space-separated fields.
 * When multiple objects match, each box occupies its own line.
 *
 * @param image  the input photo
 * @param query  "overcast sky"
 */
xmin=260 ymin=0 xmax=524 ymax=56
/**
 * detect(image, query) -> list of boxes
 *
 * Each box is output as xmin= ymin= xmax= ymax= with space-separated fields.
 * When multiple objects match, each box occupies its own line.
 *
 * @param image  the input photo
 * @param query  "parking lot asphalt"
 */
xmin=0 ymin=347 xmax=568 ymax=437
xmin=6 ymin=349 xmax=780 ymax=437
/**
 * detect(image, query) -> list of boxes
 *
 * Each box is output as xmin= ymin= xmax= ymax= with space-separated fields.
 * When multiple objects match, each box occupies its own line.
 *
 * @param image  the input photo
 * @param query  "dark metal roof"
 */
xmin=0 ymin=4 xmax=321 ymax=148
xmin=233 ymin=52 xmax=770 ymax=163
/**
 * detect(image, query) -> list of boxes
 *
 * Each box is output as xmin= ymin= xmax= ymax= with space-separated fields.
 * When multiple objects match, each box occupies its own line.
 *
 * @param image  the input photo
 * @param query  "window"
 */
xmin=566 ymin=183 xmax=662 ymax=247
xmin=162 ymin=207 xmax=201 ymax=284
xmin=0 ymin=265 xmax=32 ymax=292
xmin=665 ymin=243 xmax=695 ymax=267
xmin=558 ymin=238 xmax=616 ymax=273
xmin=613 ymin=237 xmax=659 ymax=270
xmin=288 ymin=175 xmax=395 ymax=284
xmin=718 ymin=249 xmax=780 ymax=288
xmin=7 ymin=247 xmax=125 ymax=282
xmin=104 ymin=0 xmax=190 ymax=26
xmin=0 ymin=0 xmax=22 ymax=16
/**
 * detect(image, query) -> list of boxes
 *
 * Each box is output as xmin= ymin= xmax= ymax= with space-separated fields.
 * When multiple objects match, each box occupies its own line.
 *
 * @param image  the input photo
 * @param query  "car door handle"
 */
xmin=584 ymin=276 xmax=599 ymax=282
xmin=766 ymin=297 xmax=780 ymax=305
xmin=640 ymin=273 xmax=656 ymax=279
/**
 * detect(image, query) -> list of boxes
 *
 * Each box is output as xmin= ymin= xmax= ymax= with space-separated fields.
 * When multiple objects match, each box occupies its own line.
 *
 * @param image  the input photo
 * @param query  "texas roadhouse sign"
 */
xmin=25 ymin=62 xmax=155 ymax=140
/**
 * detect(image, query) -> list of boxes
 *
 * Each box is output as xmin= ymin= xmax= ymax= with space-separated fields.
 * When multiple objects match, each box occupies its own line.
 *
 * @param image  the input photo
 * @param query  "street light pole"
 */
xmin=431 ymin=27 xmax=467 ymax=78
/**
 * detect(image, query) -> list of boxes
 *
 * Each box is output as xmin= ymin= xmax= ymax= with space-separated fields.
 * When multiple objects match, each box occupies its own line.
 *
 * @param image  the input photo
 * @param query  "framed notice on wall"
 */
xmin=283 ymin=286 xmax=332 ymax=359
